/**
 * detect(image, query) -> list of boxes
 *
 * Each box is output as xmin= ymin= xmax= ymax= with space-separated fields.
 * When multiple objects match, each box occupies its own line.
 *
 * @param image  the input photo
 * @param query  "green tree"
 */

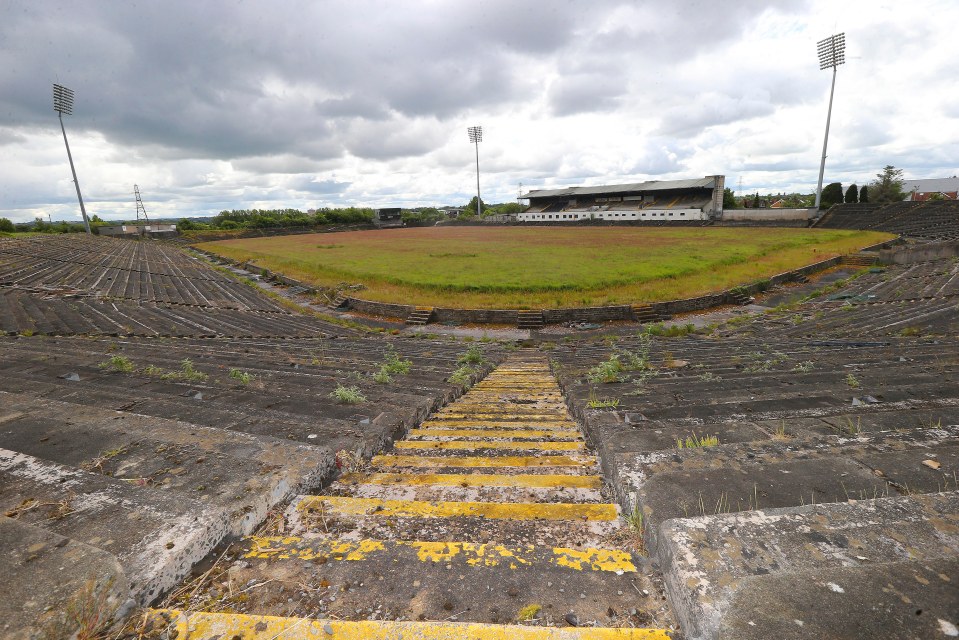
xmin=820 ymin=182 xmax=844 ymax=208
xmin=844 ymin=184 xmax=858 ymax=203
xmin=722 ymin=188 xmax=739 ymax=209
xmin=859 ymin=185 xmax=869 ymax=203
xmin=869 ymin=165 xmax=905 ymax=203
xmin=463 ymin=196 xmax=486 ymax=218
xmin=0 ymin=217 xmax=15 ymax=233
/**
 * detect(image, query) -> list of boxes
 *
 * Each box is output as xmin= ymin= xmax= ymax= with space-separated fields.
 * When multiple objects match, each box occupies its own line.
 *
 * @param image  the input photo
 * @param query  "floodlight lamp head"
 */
xmin=467 ymin=125 xmax=483 ymax=143
xmin=817 ymin=33 xmax=846 ymax=70
xmin=53 ymin=83 xmax=75 ymax=116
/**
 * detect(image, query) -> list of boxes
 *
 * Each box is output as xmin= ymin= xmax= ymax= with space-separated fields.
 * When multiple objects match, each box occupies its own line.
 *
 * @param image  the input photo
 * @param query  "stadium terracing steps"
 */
xmin=550 ymin=301 xmax=959 ymax=636
xmin=406 ymin=306 xmax=435 ymax=325
xmin=144 ymin=354 xmax=674 ymax=638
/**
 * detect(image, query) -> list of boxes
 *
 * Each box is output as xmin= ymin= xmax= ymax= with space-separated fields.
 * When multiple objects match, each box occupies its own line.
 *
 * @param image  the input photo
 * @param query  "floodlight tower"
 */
xmin=813 ymin=33 xmax=846 ymax=211
xmin=53 ymin=84 xmax=92 ymax=234
xmin=467 ymin=125 xmax=482 ymax=218
xmin=134 ymin=184 xmax=150 ymax=223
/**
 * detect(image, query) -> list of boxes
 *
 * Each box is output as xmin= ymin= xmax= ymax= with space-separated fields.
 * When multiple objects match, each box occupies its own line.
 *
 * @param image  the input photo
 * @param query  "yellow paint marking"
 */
xmin=339 ymin=472 xmax=602 ymax=489
xmin=553 ymin=547 xmax=637 ymax=572
xmin=298 ymin=496 xmax=619 ymax=521
xmin=421 ymin=419 xmax=578 ymax=430
xmin=146 ymin=610 xmax=670 ymax=638
xmin=409 ymin=428 xmax=582 ymax=439
xmin=372 ymin=454 xmax=595 ymax=468
xmin=437 ymin=413 xmax=568 ymax=421
xmin=244 ymin=537 xmax=635 ymax=573
xmin=394 ymin=440 xmax=584 ymax=451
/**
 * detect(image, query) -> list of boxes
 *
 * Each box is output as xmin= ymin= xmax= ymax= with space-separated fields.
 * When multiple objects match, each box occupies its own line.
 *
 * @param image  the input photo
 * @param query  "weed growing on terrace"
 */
xmin=458 ymin=345 xmax=485 ymax=366
xmin=845 ymin=373 xmax=860 ymax=388
xmin=98 ymin=355 xmax=133 ymax=373
xmin=587 ymin=388 xmax=620 ymax=409
xmin=677 ymin=434 xmax=720 ymax=449
xmin=587 ymin=354 xmax=624 ymax=383
xmin=40 ymin=576 xmax=118 ymax=640
xmin=793 ymin=361 xmax=815 ymax=373
xmin=229 ymin=368 xmax=254 ymax=384
xmin=160 ymin=359 xmax=209 ymax=382
xmin=330 ymin=384 xmax=366 ymax=404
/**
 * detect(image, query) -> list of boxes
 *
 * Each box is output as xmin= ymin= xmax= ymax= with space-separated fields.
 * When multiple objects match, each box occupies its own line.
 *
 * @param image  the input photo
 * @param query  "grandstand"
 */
xmin=518 ymin=175 xmax=724 ymax=223
xmin=815 ymin=199 xmax=959 ymax=241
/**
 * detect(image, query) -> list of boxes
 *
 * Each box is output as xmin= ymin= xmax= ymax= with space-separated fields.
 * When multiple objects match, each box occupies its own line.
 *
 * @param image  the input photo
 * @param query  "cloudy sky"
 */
xmin=1 ymin=0 xmax=957 ymax=222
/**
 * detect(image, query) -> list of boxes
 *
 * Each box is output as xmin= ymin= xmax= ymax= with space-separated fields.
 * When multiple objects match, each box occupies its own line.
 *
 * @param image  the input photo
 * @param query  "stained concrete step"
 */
xmin=658 ymin=491 xmax=959 ymax=639
xmin=622 ymin=425 xmax=959 ymax=553
xmin=0 ymin=448 xmax=227 ymax=605
xmin=0 ymin=516 xmax=131 ymax=640
xmin=0 ymin=391 xmax=333 ymax=532
xmin=145 ymin=610 xmax=671 ymax=639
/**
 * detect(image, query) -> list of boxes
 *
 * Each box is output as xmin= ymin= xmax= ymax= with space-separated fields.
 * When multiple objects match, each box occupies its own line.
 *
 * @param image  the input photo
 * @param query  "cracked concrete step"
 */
xmin=0 ymin=448 xmax=228 ymax=605
xmin=329 ymin=471 xmax=604 ymax=503
xmin=658 ymin=491 xmax=959 ymax=639
xmin=0 ymin=516 xmax=131 ymax=640
xmin=145 ymin=610 xmax=671 ymax=639
xmin=621 ymin=426 xmax=959 ymax=553
xmin=0 ymin=390 xmax=333 ymax=531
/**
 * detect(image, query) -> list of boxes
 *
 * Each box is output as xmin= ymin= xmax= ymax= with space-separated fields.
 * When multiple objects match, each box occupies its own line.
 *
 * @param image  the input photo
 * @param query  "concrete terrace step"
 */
xmin=0 ymin=448 xmax=227 ymax=606
xmin=658 ymin=491 xmax=959 ymax=639
xmin=1 ymin=516 xmax=132 ymax=640
xmin=0 ymin=390 xmax=333 ymax=531
xmin=518 ymin=309 xmax=545 ymax=330
xmin=407 ymin=306 xmax=435 ymax=325
xmin=145 ymin=610 xmax=671 ymax=639
xmin=155 ymin=354 xmax=674 ymax=632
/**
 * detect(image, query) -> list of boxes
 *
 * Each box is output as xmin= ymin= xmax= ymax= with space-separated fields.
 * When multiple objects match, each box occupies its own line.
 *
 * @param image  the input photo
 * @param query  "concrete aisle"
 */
xmin=147 ymin=353 xmax=674 ymax=638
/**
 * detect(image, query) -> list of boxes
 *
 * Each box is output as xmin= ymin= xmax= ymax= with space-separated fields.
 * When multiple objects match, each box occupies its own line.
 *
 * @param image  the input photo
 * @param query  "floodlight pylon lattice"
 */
xmin=813 ymin=33 xmax=846 ymax=211
xmin=53 ymin=83 xmax=91 ymax=234
xmin=467 ymin=126 xmax=482 ymax=218
xmin=134 ymin=184 xmax=150 ymax=223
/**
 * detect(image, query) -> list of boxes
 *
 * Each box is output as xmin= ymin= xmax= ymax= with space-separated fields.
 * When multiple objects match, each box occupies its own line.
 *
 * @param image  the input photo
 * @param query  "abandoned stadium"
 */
xmin=1 ymin=201 xmax=958 ymax=639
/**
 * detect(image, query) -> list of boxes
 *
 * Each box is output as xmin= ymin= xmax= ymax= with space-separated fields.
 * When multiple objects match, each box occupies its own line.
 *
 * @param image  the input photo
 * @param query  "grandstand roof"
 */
xmin=902 ymin=177 xmax=959 ymax=194
xmin=522 ymin=177 xmax=718 ymax=200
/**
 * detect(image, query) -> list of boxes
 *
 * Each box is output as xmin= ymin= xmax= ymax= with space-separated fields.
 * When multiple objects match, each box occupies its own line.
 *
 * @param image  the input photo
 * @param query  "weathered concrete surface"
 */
xmin=0 ymin=516 xmax=130 ymax=640
xmin=0 ymin=448 xmax=229 ymax=606
xmin=658 ymin=492 xmax=959 ymax=639
xmin=0 ymin=390 xmax=335 ymax=535
xmin=718 ymin=559 xmax=959 ymax=639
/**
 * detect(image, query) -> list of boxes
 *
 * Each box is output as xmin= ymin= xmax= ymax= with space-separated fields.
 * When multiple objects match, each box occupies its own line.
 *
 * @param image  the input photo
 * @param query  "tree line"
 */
xmin=722 ymin=166 xmax=909 ymax=210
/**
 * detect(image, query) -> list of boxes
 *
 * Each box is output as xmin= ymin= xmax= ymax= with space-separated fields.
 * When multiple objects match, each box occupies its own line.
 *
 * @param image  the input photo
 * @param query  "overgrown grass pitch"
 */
xmin=197 ymin=226 xmax=892 ymax=309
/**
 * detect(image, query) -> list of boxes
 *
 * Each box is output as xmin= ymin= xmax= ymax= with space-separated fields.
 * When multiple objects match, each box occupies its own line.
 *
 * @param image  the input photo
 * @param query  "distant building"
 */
xmin=518 ymin=176 xmax=725 ymax=222
xmin=373 ymin=208 xmax=404 ymax=227
xmin=902 ymin=177 xmax=959 ymax=201
xmin=98 ymin=224 xmax=177 ymax=238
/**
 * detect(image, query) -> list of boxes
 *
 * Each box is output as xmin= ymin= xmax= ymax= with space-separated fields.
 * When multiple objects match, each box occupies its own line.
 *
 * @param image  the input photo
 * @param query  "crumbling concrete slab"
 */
xmin=0 ymin=516 xmax=130 ymax=640
xmin=718 ymin=559 xmax=959 ymax=640
xmin=658 ymin=491 xmax=959 ymax=639
xmin=0 ymin=448 xmax=229 ymax=605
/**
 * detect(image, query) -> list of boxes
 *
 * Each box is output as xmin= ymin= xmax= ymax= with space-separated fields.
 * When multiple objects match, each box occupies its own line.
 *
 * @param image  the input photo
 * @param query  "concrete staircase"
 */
xmin=842 ymin=253 xmax=878 ymax=267
xmin=726 ymin=290 xmax=753 ymax=306
xmin=407 ymin=306 xmax=435 ymax=325
xmin=330 ymin=292 xmax=350 ymax=308
xmin=517 ymin=309 xmax=545 ymax=330
xmin=146 ymin=355 xmax=674 ymax=637
xmin=630 ymin=304 xmax=662 ymax=323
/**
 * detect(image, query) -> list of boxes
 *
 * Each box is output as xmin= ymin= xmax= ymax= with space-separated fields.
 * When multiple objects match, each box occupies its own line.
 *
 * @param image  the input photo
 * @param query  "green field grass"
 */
xmin=196 ymin=226 xmax=893 ymax=309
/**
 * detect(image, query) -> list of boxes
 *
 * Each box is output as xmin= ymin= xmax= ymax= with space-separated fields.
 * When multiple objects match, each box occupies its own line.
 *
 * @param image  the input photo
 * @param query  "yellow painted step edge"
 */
xmin=408 ymin=428 xmax=583 ymax=439
xmin=146 ymin=610 xmax=671 ymax=639
xmin=298 ymin=495 xmax=619 ymax=521
xmin=394 ymin=440 xmax=584 ymax=451
xmin=372 ymin=454 xmax=595 ymax=468
xmin=339 ymin=471 xmax=602 ymax=489
xmin=244 ymin=537 xmax=636 ymax=573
